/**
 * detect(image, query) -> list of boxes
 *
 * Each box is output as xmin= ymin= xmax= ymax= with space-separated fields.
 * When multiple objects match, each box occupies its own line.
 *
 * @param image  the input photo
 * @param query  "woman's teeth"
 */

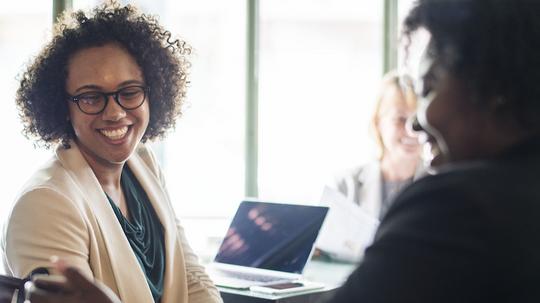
xmin=100 ymin=126 xmax=128 ymax=140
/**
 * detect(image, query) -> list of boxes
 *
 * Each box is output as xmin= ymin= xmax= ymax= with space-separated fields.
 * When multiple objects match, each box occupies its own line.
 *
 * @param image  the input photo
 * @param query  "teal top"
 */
xmin=106 ymin=166 xmax=165 ymax=303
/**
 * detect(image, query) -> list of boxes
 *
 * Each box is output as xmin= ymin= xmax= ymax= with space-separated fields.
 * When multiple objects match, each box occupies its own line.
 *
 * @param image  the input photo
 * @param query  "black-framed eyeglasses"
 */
xmin=67 ymin=85 xmax=149 ymax=115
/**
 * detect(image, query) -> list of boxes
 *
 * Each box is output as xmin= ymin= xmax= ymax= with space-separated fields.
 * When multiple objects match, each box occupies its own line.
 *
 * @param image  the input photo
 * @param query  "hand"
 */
xmin=26 ymin=259 xmax=121 ymax=303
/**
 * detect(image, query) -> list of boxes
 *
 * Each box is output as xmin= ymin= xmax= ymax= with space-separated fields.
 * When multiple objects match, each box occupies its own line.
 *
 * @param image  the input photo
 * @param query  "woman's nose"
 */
xmin=102 ymin=96 xmax=126 ymax=121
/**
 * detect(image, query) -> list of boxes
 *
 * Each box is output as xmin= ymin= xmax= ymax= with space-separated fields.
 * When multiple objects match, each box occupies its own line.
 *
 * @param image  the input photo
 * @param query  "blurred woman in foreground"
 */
xmin=331 ymin=0 xmax=540 ymax=301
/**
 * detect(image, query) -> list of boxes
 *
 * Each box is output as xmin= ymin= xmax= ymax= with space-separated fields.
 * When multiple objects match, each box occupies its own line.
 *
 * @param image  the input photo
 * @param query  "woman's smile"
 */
xmin=98 ymin=125 xmax=131 ymax=141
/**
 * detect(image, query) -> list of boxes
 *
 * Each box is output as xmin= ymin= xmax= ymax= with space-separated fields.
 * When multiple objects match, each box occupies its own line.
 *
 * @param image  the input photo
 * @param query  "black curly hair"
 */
xmin=403 ymin=0 xmax=540 ymax=130
xmin=16 ymin=2 xmax=191 ymax=148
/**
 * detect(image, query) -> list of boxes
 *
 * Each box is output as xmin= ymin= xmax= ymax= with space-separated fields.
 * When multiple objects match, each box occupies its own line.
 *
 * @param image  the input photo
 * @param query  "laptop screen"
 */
xmin=214 ymin=201 xmax=329 ymax=274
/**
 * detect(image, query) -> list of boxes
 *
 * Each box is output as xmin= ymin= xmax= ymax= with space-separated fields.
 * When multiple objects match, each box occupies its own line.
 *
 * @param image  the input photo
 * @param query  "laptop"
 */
xmin=207 ymin=200 xmax=329 ymax=289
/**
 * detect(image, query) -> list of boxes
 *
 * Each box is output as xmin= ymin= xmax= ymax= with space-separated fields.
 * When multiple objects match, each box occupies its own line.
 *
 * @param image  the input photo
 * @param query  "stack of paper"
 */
xmin=315 ymin=186 xmax=380 ymax=263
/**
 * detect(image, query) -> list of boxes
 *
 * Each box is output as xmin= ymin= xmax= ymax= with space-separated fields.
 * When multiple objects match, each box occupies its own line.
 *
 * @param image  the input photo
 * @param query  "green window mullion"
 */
xmin=383 ymin=0 xmax=398 ymax=73
xmin=53 ymin=0 xmax=72 ymax=24
xmin=245 ymin=0 xmax=259 ymax=198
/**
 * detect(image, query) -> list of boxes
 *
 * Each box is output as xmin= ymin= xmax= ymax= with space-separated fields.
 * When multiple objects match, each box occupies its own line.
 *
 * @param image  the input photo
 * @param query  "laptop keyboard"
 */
xmin=216 ymin=269 xmax=288 ymax=283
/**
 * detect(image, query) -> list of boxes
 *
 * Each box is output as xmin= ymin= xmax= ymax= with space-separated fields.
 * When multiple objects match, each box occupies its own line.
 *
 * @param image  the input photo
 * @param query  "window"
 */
xmin=155 ymin=0 xmax=246 ymax=258
xmin=0 ymin=3 xmax=53 ymax=221
xmin=258 ymin=0 xmax=384 ymax=203
xmin=0 ymin=0 xmax=53 ymax=274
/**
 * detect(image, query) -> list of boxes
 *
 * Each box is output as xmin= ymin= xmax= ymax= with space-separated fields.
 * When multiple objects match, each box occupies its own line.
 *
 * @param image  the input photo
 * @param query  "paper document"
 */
xmin=315 ymin=186 xmax=380 ymax=262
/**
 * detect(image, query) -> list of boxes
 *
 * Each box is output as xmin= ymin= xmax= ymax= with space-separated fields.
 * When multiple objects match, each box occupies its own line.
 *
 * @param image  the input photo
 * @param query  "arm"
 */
xmin=4 ymin=188 xmax=92 ymax=279
xmin=27 ymin=262 xmax=120 ymax=303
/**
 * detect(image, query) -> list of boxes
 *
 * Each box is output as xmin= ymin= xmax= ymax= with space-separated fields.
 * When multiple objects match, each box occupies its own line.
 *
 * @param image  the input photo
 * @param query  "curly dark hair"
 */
xmin=403 ymin=0 xmax=540 ymax=130
xmin=16 ymin=2 xmax=191 ymax=148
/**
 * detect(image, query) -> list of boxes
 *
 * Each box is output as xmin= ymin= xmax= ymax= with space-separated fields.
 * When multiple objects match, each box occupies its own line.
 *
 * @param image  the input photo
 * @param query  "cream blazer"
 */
xmin=334 ymin=160 xmax=425 ymax=219
xmin=1 ymin=142 xmax=222 ymax=303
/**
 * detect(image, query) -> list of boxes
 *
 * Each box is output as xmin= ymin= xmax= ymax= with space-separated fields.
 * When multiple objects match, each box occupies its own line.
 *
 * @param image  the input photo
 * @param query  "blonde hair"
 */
xmin=370 ymin=71 xmax=417 ymax=159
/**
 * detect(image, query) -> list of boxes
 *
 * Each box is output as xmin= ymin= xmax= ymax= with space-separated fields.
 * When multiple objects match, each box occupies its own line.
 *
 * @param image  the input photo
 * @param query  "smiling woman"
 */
xmin=66 ymin=44 xmax=150 ymax=172
xmin=333 ymin=71 xmax=422 ymax=221
xmin=1 ymin=2 xmax=222 ymax=303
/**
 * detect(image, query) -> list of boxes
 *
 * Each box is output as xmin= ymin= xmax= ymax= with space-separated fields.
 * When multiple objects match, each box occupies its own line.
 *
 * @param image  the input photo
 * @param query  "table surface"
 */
xmin=302 ymin=258 xmax=357 ymax=287
xmin=217 ymin=259 xmax=357 ymax=301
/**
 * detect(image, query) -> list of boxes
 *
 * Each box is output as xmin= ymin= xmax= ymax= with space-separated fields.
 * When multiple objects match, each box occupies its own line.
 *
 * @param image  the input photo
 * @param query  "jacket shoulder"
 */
xmin=135 ymin=144 xmax=160 ymax=173
xmin=15 ymin=157 xmax=75 ymax=200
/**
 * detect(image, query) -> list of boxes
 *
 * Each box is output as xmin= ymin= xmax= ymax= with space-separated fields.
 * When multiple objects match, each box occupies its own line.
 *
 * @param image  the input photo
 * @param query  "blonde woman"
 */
xmin=334 ymin=72 xmax=421 ymax=219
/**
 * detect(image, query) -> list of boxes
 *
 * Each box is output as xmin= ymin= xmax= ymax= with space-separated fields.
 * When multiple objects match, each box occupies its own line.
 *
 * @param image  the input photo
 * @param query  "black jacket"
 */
xmin=329 ymin=137 xmax=540 ymax=302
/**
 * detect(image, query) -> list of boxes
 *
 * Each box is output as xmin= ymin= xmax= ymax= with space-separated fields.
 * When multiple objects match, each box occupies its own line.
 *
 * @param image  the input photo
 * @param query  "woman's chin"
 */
xmin=95 ymin=148 xmax=133 ymax=166
xmin=106 ymin=151 xmax=133 ymax=164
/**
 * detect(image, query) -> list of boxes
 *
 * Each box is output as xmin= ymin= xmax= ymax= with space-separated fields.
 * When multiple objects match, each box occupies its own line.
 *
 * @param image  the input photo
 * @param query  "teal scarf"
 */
xmin=106 ymin=166 xmax=165 ymax=303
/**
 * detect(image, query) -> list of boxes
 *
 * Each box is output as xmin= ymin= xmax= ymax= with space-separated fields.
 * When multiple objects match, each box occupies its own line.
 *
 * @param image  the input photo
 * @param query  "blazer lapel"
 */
xmin=55 ymin=143 xmax=154 ymax=303
xmin=127 ymin=147 xmax=188 ymax=303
